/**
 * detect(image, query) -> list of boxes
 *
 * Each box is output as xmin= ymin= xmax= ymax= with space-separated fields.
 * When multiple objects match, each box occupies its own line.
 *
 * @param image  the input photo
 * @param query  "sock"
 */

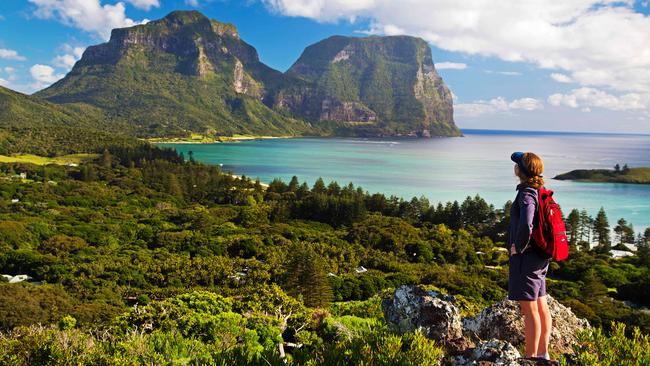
xmin=536 ymin=352 xmax=550 ymax=360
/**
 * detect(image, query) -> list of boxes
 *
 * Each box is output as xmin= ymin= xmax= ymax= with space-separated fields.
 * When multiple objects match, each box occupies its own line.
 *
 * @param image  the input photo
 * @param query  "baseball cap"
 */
xmin=511 ymin=151 xmax=539 ymax=177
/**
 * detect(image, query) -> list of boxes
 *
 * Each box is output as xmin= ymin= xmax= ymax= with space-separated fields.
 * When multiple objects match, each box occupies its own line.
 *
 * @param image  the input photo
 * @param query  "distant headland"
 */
xmin=554 ymin=164 xmax=650 ymax=184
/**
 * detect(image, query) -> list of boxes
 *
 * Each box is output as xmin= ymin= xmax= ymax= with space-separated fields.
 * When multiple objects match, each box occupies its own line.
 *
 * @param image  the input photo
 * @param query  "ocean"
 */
xmin=161 ymin=129 xmax=650 ymax=233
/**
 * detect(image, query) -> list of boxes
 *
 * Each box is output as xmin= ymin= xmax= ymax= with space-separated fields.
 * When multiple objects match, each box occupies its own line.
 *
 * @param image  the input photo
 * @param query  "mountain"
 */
xmin=279 ymin=35 xmax=459 ymax=137
xmin=36 ymin=10 xmax=459 ymax=138
xmin=36 ymin=11 xmax=314 ymax=138
xmin=0 ymin=86 xmax=138 ymax=155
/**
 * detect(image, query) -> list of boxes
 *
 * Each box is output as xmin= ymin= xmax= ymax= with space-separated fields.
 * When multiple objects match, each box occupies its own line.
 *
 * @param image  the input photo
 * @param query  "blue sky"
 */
xmin=1 ymin=0 xmax=650 ymax=133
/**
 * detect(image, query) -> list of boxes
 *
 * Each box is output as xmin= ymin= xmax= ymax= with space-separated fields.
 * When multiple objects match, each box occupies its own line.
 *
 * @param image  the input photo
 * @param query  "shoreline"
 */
xmin=146 ymin=135 xmax=295 ymax=144
xmin=230 ymin=174 xmax=269 ymax=188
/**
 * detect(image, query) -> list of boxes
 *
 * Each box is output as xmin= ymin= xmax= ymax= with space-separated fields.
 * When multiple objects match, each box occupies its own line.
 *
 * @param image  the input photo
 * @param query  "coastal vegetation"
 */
xmin=555 ymin=165 xmax=650 ymax=184
xmin=0 ymin=145 xmax=649 ymax=364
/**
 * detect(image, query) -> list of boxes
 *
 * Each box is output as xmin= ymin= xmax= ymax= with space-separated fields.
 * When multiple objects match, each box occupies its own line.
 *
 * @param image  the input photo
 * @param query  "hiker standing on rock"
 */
xmin=507 ymin=152 xmax=552 ymax=361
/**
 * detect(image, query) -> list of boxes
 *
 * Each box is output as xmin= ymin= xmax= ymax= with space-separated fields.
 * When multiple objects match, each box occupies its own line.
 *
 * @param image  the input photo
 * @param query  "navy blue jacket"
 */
xmin=508 ymin=184 xmax=538 ymax=254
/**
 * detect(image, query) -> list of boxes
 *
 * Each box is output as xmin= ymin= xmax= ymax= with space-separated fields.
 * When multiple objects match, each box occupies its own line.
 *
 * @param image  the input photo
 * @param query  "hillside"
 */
xmin=35 ymin=11 xmax=459 ymax=139
xmin=554 ymin=167 xmax=650 ymax=184
xmin=35 ymin=11 xmax=314 ymax=138
xmin=0 ymin=86 xmax=139 ymax=155
xmin=0 ymin=148 xmax=648 ymax=365
xmin=281 ymin=35 xmax=459 ymax=137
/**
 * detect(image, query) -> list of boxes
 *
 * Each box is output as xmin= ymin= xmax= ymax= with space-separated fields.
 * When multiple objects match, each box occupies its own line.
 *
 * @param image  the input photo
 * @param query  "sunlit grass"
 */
xmin=0 ymin=154 xmax=98 ymax=166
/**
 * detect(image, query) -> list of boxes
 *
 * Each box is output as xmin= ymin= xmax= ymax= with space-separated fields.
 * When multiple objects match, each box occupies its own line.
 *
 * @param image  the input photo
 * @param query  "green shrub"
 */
xmin=58 ymin=315 xmax=76 ymax=330
xmin=565 ymin=322 xmax=650 ymax=366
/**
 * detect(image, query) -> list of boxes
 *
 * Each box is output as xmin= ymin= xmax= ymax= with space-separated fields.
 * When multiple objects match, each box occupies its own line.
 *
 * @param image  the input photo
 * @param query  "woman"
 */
xmin=508 ymin=151 xmax=552 ymax=361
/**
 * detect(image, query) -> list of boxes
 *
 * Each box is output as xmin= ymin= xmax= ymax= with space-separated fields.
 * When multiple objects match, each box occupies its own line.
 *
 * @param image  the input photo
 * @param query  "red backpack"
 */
xmin=531 ymin=187 xmax=569 ymax=262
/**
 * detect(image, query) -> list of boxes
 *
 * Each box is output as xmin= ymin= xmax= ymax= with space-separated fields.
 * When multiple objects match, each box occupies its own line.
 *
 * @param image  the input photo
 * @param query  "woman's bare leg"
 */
xmin=520 ymin=300 xmax=541 ymax=357
xmin=536 ymin=295 xmax=552 ymax=357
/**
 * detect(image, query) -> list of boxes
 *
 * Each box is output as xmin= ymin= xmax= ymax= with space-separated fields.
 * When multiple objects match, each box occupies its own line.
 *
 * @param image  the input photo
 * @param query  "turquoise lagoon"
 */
xmin=162 ymin=129 xmax=650 ymax=233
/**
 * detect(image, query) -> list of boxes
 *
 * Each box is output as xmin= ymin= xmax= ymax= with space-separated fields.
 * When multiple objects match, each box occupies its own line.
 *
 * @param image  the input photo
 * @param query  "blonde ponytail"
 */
xmin=516 ymin=152 xmax=545 ymax=189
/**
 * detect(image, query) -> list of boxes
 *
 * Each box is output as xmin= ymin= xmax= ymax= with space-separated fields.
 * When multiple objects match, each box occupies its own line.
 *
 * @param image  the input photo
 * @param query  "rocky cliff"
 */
xmin=36 ymin=11 xmax=312 ymax=138
xmin=281 ymin=35 xmax=459 ymax=137
xmin=36 ymin=11 xmax=459 ymax=138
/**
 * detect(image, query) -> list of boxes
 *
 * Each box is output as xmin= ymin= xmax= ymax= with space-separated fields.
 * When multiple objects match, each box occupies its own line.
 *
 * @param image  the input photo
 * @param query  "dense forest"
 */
xmin=1 ymin=145 xmax=649 ymax=365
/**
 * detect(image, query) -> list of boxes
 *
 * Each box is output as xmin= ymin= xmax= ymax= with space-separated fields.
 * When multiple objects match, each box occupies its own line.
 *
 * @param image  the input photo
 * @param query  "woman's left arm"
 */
xmin=513 ymin=190 xmax=536 ymax=253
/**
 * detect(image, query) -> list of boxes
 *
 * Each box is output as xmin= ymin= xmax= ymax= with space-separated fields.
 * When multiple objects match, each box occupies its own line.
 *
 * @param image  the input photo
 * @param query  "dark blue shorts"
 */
xmin=508 ymin=249 xmax=549 ymax=301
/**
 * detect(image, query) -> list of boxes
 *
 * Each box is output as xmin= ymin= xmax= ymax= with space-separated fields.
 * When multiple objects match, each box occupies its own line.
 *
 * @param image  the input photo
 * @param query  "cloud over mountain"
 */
xmin=29 ymin=0 xmax=147 ymax=39
xmin=263 ymin=0 xmax=650 ymax=112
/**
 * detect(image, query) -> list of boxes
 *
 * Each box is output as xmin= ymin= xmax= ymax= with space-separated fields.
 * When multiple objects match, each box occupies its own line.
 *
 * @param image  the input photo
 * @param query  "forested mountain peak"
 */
xmin=282 ymin=34 xmax=457 ymax=137
xmin=34 ymin=10 xmax=459 ymax=139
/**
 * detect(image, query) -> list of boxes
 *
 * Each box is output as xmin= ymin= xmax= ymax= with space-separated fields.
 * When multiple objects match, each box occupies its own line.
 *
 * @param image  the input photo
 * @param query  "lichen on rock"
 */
xmin=382 ymin=285 xmax=463 ymax=343
xmin=462 ymin=295 xmax=590 ymax=355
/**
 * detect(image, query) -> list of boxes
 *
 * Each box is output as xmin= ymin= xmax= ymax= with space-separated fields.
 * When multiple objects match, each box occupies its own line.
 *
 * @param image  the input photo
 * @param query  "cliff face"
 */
xmin=36 ymin=11 xmax=311 ymax=138
xmin=280 ymin=35 xmax=459 ymax=137
xmin=36 ymin=11 xmax=459 ymax=138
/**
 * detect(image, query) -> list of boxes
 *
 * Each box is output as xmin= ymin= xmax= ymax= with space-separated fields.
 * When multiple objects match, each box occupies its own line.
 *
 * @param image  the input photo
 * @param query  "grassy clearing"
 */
xmin=148 ymin=134 xmax=294 ymax=144
xmin=0 ymin=154 xmax=98 ymax=166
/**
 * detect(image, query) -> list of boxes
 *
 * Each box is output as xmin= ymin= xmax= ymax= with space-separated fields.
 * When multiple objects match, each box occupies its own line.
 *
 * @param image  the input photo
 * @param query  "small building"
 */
xmin=355 ymin=266 xmax=368 ymax=274
xmin=610 ymin=250 xmax=634 ymax=259
xmin=2 ymin=274 xmax=35 ymax=284
xmin=623 ymin=243 xmax=637 ymax=252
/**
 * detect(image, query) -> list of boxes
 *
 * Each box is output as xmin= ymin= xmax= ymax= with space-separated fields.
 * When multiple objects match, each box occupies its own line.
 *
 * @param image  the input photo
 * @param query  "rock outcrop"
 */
xmin=463 ymin=296 xmax=590 ymax=355
xmin=450 ymin=339 xmax=521 ymax=366
xmin=382 ymin=285 xmax=463 ymax=344
xmin=383 ymin=285 xmax=590 ymax=365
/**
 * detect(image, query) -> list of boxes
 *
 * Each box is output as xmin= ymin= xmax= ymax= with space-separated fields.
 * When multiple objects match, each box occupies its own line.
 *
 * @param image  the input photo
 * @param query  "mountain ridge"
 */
xmin=35 ymin=10 xmax=459 ymax=139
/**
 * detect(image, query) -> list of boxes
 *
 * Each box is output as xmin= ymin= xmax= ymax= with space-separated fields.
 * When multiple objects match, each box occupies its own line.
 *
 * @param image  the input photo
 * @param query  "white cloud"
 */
xmin=0 ymin=78 xmax=9 ymax=87
xmin=550 ymin=73 xmax=572 ymax=83
xmin=2 ymin=66 xmax=17 ymax=82
xmin=0 ymin=48 xmax=26 ymax=61
xmin=30 ymin=64 xmax=64 ymax=85
xmin=455 ymin=97 xmax=543 ymax=117
xmin=53 ymin=45 xmax=86 ymax=69
xmin=499 ymin=71 xmax=521 ymax=76
xmin=548 ymin=87 xmax=649 ymax=111
xmin=436 ymin=62 xmax=467 ymax=70
xmin=485 ymin=70 xmax=522 ymax=76
xmin=509 ymin=97 xmax=544 ymax=110
xmin=29 ymin=0 xmax=145 ymax=40
xmin=126 ymin=0 xmax=159 ymax=11
xmin=262 ymin=1 xmax=650 ymax=97
xmin=186 ymin=0 xmax=200 ymax=6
